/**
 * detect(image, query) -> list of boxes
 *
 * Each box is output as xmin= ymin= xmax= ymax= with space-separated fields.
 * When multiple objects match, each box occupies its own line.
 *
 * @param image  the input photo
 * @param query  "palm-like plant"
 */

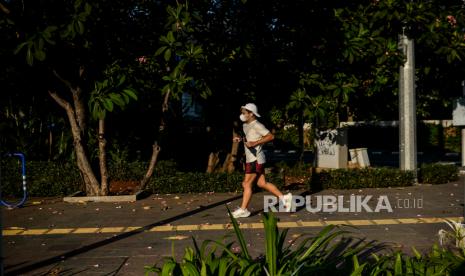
xmin=145 ymin=207 xmax=374 ymax=275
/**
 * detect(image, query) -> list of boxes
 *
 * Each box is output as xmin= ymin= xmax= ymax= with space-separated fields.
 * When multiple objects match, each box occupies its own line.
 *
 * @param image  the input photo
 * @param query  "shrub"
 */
xmin=147 ymin=172 xmax=285 ymax=194
xmin=145 ymin=209 xmax=371 ymax=275
xmin=1 ymin=160 xmax=82 ymax=197
xmin=145 ymin=212 xmax=465 ymax=275
xmin=274 ymin=161 xmax=312 ymax=177
xmin=0 ymin=159 xmax=285 ymax=197
xmin=354 ymin=246 xmax=465 ymax=275
xmin=310 ymin=167 xmax=415 ymax=190
xmin=108 ymin=160 xmax=178 ymax=181
xmin=418 ymin=163 xmax=459 ymax=184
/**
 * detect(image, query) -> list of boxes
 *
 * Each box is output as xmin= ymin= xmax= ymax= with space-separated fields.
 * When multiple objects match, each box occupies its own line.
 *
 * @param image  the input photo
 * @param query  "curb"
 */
xmin=63 ymin=190 xmax=150 ymax=203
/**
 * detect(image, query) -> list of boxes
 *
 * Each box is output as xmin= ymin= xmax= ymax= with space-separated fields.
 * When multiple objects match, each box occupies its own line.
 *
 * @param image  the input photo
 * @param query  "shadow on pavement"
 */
xmin=6 ymin=194 xmax=244 ymax=275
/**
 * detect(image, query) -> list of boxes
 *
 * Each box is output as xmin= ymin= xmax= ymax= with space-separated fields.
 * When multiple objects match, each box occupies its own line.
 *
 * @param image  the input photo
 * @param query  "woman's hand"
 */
xmin=232 ymin=136 xmax=242 ymax=142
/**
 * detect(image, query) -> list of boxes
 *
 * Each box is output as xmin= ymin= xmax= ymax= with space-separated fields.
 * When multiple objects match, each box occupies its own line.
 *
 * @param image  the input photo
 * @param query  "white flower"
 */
xmin=439 ymin=219 xmax=465 ymax=249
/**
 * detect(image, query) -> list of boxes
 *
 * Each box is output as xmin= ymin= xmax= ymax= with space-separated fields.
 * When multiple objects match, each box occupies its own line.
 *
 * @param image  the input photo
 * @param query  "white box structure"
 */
xmin=315 ymin=128 xmax=348 ymax=169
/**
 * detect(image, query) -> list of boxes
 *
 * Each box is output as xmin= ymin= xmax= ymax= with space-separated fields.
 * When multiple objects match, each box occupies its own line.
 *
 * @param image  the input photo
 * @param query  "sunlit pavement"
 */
xmin=3 ymin=178 xmax=464 ymax=275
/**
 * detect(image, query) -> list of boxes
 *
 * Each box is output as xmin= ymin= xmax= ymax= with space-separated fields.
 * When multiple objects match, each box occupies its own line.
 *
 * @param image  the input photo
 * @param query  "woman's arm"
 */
xmin=245 ymin=133 xmax=274 ymax=148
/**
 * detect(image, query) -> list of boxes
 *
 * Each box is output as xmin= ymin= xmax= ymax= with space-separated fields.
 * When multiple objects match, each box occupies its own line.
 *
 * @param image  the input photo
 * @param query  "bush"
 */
xmin=146 ymin=212 xmax=465 ymax=275
xmin=108 ymin=160 xmax=178 ymax=181
xmin=419 ymin=163 xmax=459 ymax=184
xmin=1 ymin=159 xmax=179 ymax=197
xmin=274 ymin=161 xmax=312 ymax=177
xmin=145 ymin=210 xmax=369 ymax=275
xmin=147 ymin=171 xmax=285 ymax=194
xmin=310 ymin=167 xmax=415 ymax=190
xmin=1 ymin=159 xmax=285 ymax=197
xmin=1 ymin=160 xmax=82 ymax=197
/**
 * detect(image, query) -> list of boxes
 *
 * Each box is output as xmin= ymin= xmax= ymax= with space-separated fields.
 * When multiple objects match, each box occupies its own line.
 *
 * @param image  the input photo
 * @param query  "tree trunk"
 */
xmin=98 ymin=119 xmax=109 ymax=195
xmin=49 ymin=90 xmax=100 ymax=196
xmin=139 ymin=141 xmax=161 ymax=191
xmin=48 ymin=130 xmax=52 ymax=161
xmin=206 ymin=152 xmax=220 ymax=173
xmin=224 ymin=127 xmax=240 ymax=173
xmin=221 ymin=153 xmax=231 ymax=172
xmin=298 ymin=109 xmax=305 ymax=164
xmin=72 ymin=87 xmax=86 ymax=133
xmin=136 ymin=86 xmax=170 ymax=191
xmin=312 ymin=117 xmax=319 ymax=169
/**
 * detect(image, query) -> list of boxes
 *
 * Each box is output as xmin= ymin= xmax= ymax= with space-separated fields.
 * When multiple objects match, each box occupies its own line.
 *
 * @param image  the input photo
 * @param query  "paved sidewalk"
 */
xmin=3 ymin=178 xmax=465 ymax=275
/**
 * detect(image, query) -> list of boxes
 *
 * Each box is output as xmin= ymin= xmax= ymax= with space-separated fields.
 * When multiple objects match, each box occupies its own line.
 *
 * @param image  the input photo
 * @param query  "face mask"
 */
xmin=240 ymin=114 xmax=248 ymax=122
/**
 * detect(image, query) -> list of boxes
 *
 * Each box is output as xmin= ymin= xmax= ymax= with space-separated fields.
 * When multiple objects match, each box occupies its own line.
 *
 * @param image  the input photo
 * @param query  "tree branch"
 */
xmin=0 ymin=3 xmax=10 ymax=14
xmin=162 ymin=89 xmax=171 ymax=112
xmin=52 ymin=69 xmax=86 ymax=132
xmin=48 ymin=90 xmax=71 ymax=111
xmin=53 ymin=70 xmax=74 ymax=91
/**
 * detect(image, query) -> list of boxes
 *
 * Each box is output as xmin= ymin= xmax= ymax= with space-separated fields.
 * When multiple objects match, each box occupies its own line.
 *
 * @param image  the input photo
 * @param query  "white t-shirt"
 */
xmin=243 ymin=120 xmax=270 ymax=164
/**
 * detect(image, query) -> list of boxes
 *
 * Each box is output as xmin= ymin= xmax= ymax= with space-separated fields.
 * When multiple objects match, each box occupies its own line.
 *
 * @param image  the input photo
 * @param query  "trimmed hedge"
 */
xmin=148 ymin=172 xmax=284 ymax=194
xmin=1 ymin=160 xmax=458 ymax=197
xmin=108 ymin=160 xmax=178 ymax=181
xmin=0 ymin=160 xmax=284 ymax=197
xmin=419 ymin=163 xmax=459 ymax=184
xmin=310 ymin=168 xmax=415 ymax=190
xmin=1 ymin=160 xmax=82 ymax=197
xmin=310 ymin=163 xmax=460 ymax=190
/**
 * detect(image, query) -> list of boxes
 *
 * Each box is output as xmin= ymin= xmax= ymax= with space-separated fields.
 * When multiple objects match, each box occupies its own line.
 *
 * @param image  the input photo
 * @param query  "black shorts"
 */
xmin=245 ymin=161 xmax=265 ymax=175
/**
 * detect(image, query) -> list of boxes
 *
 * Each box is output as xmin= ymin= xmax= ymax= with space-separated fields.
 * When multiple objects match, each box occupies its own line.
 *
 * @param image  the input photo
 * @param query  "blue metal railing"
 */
xmin=1 ymin=152 xmax=27 ymax=208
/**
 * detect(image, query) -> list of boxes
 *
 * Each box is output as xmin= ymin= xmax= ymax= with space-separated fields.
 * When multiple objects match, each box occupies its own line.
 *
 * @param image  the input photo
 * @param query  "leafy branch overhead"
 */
xmin=14 ymin=0 xmax=92 ymax=66
xmin=155 ymin=2 xmax=210 ymax=101
xmin=89 ymin=74 xmax=137 ymax=120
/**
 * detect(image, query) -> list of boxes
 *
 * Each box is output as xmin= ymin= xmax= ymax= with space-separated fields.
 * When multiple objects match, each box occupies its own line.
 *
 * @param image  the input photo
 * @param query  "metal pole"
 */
xmin=399 ymin=33 xmax=418 ymax=181
xmin=462 ymin=80 xmax=465 ymax=224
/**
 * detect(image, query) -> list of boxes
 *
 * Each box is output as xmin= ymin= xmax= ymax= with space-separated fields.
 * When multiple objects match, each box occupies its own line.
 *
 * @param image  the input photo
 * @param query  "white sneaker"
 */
xmin=231 ymin=207 xmax=251 ymax=218
xmin=281 ymin=193 xmax=293 ymax=212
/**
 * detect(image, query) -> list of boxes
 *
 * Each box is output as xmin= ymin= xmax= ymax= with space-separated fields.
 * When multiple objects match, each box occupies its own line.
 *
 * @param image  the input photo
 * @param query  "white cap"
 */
xmin=241 ymin=103 xmax=261 ymax=117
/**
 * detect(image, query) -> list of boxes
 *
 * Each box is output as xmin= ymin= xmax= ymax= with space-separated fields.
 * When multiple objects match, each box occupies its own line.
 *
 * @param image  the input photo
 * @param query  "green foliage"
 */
xmin=14 ymin=0 xmax=92 ymax=66
xmin=419 ymin=163 xmax=459 ymax=184
xmin=145 ymin=210 xmax=370 ymax=275
xmin=444 ymin=127 xmax=461 ymax=153
xmin=155 ymin=2 xmax=210 ymax=101
xmin=417 ymin=123 xmax=461 ymax=153
xmin=145 ymin=212 xmax=465 ymax=275
xmin=89 ymin=70 xmax=138 ymax=120
xmin=0 ymin=160 xmax=81 ymax=197
xmin=274 ymin=161 xmax=312 ymax=178
xmin=273 ymin=126 xmax=300 ymax=150
xmin=311 ymin=168 xmax=415 ymax=190
xmin=0 ymin=159 xmax=284 ymax=196
xmin=333 ymin=0 xmax=465 ymax=120
xmin=311 ymin=164 xmax=459 ymax=190
xmin=148 ymin=171 xmax=284 ymax=194
xmin=355 ymin=244 xmax=465 ymax=275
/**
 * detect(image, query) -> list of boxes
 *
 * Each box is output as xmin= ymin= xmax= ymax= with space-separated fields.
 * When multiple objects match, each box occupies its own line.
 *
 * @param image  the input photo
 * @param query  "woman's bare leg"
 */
xmin=256 ymin=174 xmax=283 ymax=198
xmin=240 ymin=173 xmax=257 ymax=209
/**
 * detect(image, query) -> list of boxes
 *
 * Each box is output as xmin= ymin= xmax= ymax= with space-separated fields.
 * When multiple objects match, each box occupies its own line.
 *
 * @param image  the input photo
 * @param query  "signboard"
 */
xmin=452 ymin=98 xmax=465 ymax=126
xmin=315 ymin=128 xmax=348 ymax=169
